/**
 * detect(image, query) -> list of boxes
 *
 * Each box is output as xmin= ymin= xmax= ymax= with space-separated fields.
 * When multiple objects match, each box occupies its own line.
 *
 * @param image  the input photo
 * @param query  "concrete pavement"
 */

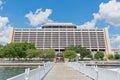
xmin=43 ymin=63 xmax=92 ymax=80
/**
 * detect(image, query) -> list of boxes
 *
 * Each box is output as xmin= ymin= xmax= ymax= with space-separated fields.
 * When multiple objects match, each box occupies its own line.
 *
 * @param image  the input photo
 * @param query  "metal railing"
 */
xmin=7 ymin=62 xmax=54 ymax=80
xmin=66 ymin=62 xmax=120 ymax=80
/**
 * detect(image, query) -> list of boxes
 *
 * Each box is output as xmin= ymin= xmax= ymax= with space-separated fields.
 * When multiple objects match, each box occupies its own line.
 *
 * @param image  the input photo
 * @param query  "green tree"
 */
xmin=65 ymin=45 xmax=78 ymax=52
xmin=0 ymin=49 xmax=4 ymax=58
xmin=86 ymin=54 xmax=93 ymax=59
xmin=63 ymin=50 xmax=76 ymax=61
xmin=35 ymin=49 xmax=43 ymax=59
xmin=77 ymin=47 xmax=91 ymax=60
xmin=114 ymin=53 xmax=120 ymax=59
xmin=14 ymin=43 xmax=25 ymax=60
xmin=1 ymin=43 xmax=16 ymax=60
xmin=94 ymin=51 xmax=104 ymax=60
xmin=42 ymin=49 xmax=55 ymax=61
xmin=65 ymin=45 xmax=91 ymax=60
xmin=0 ymin=42 xmax=35 ymax=60
xmin=26 ymin=49 xmax=37 ymax=60
xmin=13 ymin=42 xmax=35 ymax=60
xmin=0 ymin=44 xmax=3 ymax=49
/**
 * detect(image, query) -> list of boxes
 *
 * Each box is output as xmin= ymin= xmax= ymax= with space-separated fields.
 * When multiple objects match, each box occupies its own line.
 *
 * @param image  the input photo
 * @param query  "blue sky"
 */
xmin=0 ymin=0 xmax=109 ymax=28
xmin=0 ymin=0 xmax=120 ymax=49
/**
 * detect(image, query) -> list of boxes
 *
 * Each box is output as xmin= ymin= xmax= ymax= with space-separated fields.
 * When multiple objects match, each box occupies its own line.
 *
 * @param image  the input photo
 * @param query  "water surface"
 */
xmin=99 ymin=65 xmax=120 ymax=69
xmin=0 ymin=66 xmax=37 ymax=80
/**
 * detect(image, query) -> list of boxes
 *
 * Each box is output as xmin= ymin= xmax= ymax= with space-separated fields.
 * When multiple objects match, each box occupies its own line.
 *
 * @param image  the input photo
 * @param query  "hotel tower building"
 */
xmin=10 ymin=23 xmax=111 ymax=54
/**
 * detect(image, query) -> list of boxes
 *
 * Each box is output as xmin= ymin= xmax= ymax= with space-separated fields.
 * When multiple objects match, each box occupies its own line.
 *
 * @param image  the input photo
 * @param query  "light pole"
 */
xmin=92 ymin=51 xmax=96 ymax=60
xmin=77 ymin=53 xmax=80 ymax=62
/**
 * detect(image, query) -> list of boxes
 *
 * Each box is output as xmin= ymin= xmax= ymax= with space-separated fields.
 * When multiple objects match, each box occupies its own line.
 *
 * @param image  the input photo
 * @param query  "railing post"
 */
xmin=95 ymin=66 xmax=98 ymax=80
xmin=6 ymin=62 xmax=55 ymax=80
xmin=79 ymin=62 xmax=82 ymax=72
xmin=117 ymin=69 xmax=120 ymax=80
xmin=25 ymin=68 xmax=30 ymax=80
xmin=43 ymin=62 xmax=46 ymax=74
xmin=38 ymin=66 xmax=41 ymax=80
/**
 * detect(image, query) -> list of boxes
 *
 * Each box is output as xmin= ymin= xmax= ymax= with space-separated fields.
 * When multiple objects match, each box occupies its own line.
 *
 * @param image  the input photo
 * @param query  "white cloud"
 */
xmin=78 ymin=20 xmax=96 ymax=29
xmin=98 ymin=0 xmax=120 ymax=48
xmin=96 ymin=0 xmax=120 ymax=26
xmin=0 ymin=0 xmax=3 ymax=10
xmin=111 ymin=35 xmax=120 ymax=48
xmin=0 ymin=0 xmax=3 ymax=6
xmin=0 ymin=16 xmax=11 ymax=45
xmin=0 ymin=1 xmax=10 ymax=45
xmin=0 ymin=16 xmax=9 ymax=28
xmin=79 ymin=0 xmax=120 ymax=28
xmin=78 ymin=0 xmax=120 ymax=48
xmin=25 ymin=8 xmax=53 ymax=26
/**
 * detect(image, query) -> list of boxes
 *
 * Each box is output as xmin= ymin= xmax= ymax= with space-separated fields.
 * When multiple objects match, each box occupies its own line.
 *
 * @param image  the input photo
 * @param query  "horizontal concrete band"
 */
xmin=0 ymin=63 xmax=43 ymax=66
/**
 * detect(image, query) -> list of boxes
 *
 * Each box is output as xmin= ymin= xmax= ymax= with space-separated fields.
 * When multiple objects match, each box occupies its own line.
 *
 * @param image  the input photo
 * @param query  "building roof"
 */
xmin=42 ymin=23 xmax=76 ymax=28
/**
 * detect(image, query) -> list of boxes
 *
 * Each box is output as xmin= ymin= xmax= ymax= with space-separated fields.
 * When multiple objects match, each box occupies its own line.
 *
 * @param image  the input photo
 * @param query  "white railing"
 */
xmin=7 ymin=62 xmax=54 ymax=80
xmin=66 ymin=62 xmax=120 ymax=80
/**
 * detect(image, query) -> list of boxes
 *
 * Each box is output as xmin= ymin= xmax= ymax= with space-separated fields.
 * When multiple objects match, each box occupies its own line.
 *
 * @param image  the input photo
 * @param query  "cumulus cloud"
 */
xmin=0 ymin=1 xmax=10 ymax=45
xmin=97 ymin=0 xmax=120 ymax=26
xmin=0 ymin=16 xmax=11 ymax=45
xmin=78 ymin=20 xmax=96 ymax=29
xmin=0 ymin=16 xmax=9 ymax=28
xmin=79 ymin=0 xmax=120 ymax=28
xmin=111 ymin=35 xmax=120 ymax=48
xmin=25 ymin=8 xmax=53 ymax=26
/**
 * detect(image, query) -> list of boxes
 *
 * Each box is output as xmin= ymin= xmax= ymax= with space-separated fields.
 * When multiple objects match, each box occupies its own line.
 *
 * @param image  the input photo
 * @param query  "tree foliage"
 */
xmin=66 ymin=45 xmax=91 ymax=60
xmin=94 ymin=51 xmax=104 ymax=60
xmin=0 ymin=42 xmax=56 ymax=61
xmin=63 ymin=50 xmax=76 ymax=60
xmin=114 ymin=53 xmax=120 ymax=59
xmin=77 ymin=47 xmax=91 ymax=59
xmin=26 ymin=49 xmax=37 ymax=59
xmin=43 ymin=49 xmax=55 ymax=59
xmin=0 ymin=42 xmax=35 ymax=60
xmin=65 ymin=45 xmax=78 ymax=52
xmin=26 ymin=49 xmax=55 ymax=61
xmin=0 ymin=44 xmax=3 ymax=49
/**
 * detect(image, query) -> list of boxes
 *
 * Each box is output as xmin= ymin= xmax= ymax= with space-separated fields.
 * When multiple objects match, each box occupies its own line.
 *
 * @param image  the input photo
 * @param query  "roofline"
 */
xmin=44 ymin=23 xmax=76 ymax=26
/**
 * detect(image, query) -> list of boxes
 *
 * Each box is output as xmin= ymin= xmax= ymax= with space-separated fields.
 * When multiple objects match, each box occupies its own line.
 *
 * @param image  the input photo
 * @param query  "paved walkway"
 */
xmin=43 ymin=63 xmax=92 ymax=80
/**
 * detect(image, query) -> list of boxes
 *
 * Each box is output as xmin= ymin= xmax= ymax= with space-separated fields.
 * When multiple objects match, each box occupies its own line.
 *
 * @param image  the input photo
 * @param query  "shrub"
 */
xmin=114 ymin=53 xmax=120 ymax=59
xmin=105 ymin=54 xmax=114 ymax=60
